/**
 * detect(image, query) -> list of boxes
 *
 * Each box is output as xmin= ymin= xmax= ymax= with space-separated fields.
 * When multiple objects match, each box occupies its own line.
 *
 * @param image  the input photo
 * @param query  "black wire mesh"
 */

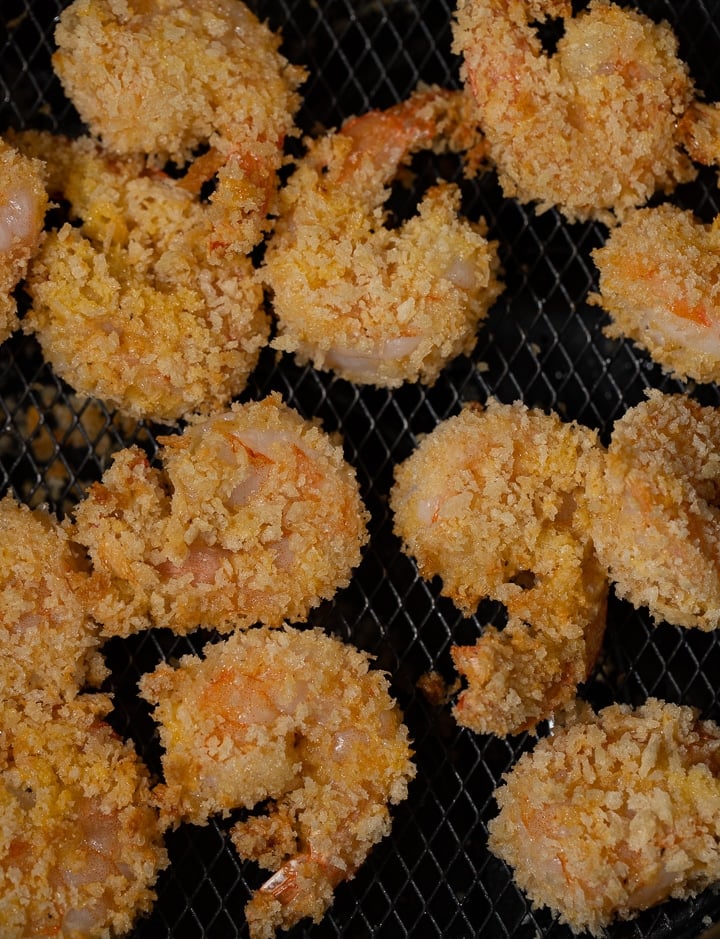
xmin=2 ymin=1 xmax=720 ymax=937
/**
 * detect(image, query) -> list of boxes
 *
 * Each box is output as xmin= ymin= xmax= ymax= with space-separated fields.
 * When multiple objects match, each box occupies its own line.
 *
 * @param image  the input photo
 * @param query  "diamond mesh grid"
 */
xmin=2 ymin=1 xmax=720 ymax=937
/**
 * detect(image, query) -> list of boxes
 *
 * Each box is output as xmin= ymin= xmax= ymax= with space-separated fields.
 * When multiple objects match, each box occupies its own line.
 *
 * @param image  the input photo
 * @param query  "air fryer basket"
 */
xmin=2 ymin=1 xmax=720 ymax=937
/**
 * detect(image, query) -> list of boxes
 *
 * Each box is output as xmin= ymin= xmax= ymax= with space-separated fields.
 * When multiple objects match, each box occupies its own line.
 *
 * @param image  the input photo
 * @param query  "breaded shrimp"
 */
xmin=53 ymin=0 xmax=306 ymax=253
xmin=72 ymin=393 xmax=370 ymax=637
xmin=390 ymin=399 xmax=608 ymax=736
xmin=263 ymin=85 xmax=502 ymax=387
xmin=15 ymin=132 xmax=267 ymax=424
xmin=0 ymin=138 xmax=47 ymax=343
xmin=0 ymin=494 xmax=106 ymax=703
xmin=452 ymin=0 xmax=700 ymax=224
xmin=488 ymin=697 xmax=720 ymax=936
xmin=0 ymin=694 xmax=168 ymax=938
xmin=138 ymin=625 xmax=415 ymax=939
xmin=588 ymin=390 xmax=720 ymax=631
xmin=591 ymin=203 xmax=720 ymax=385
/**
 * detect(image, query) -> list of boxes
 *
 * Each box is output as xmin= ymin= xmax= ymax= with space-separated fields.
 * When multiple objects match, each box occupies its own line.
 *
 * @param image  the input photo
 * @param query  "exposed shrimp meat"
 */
xmin=262 ymin=85 xmax=503 ymax=387
xmin=0 ymin=694 xmax=168 ymax=938
xmin=0 ymin=494 xmax=106 ymax=704
xmin=488 ymin=697 xmax=720 ymax=936
xmin=588 ymin=390 xmax=720 ymax=630
xmin=14 ymin=131 xmax=267 ymax=424
xmin=52 ymin=0 xmax=306 ymax=252
xmin=591 ymin=203 xmax=720 ymax=385
xmin=138 ymin=625 xmax=415 ymax=939
xmin=452 ymin=0 xmax=699 ymax=224
xmin=390 ymin=399 xmax=607 ymax=736
xmin=0 ymin=138 xmax=47 ymax=344
xmin=72 ymin=393 xmax=370 ymax=637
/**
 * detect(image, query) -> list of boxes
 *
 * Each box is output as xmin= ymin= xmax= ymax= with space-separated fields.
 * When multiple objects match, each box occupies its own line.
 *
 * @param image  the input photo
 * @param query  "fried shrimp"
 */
xmin=0 ymin=494 xmax=106 ymax=704
xmin=138 ymin=625 xmax=415 ymax=939
xmin=591 ymin=203 xmax=720 ymax=385
xmin=15 ymin=131 xmax=267 ymax=424
xmin=0 ymin=138 xmax=47 ymax=344
xmin=0 ymin=694 xmax=168 ymax=938
xmin=452 ymin=0 xmax=700 ymax=224
xmin=72 ymin=393 xmax=369 ymax=637
xmin=53 ymin=0 xmax=306 ymax=253
xmin=588 ymin=390 xmax=720 ymax=631
xmin=488 ymin=697 xmax=720 ymax=936
xmin=390 ymin=399 xmax=607 ymax=736
xmin=262 ymin=85 xmax=502 ymax=387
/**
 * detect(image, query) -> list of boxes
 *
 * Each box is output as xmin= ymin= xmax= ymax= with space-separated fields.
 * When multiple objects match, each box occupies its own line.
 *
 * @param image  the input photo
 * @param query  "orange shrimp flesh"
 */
xmin=138 ymin=626 xmax=415 ymax=939
xmin=390 ymin=398 xmax=608 ymax=736
xmin=453 ymin=0 xmax=698 ymax=223
xmin=488 ymin=698 xmax=720 ymax=936
xmin=262 ymin=85 xmax=503 ymax=388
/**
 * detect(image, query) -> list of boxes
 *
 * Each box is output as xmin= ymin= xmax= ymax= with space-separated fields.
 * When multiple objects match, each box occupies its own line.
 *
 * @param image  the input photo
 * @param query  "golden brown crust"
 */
xmin=138 ymin=625 xmax=415 ymax=939
xmin=0 ymin=494 xmax=106 ymax=703
xmin=263 ymin=86 xmax=502 ymax=387
xmin=591 ymin=204 xmax=720 ymax=385
xmin=588 ymin=390 xmax=720 ymax=630
xmin=0 ymin=138 xmax=48 ymax=343
xmin=453 ymin=0 xmax=697 ymax=223
xmin=390 ymin=398 xmax=607 ymax=736
xmin=73 ymin=393 xmax=370 ymax=636
xmin=17 ymin=132 xmax=267 ymax=423
xmin=488 ymin=697 xmax=720 ymax=935
xmin=0 ymin=695 xmax=168 ymax=938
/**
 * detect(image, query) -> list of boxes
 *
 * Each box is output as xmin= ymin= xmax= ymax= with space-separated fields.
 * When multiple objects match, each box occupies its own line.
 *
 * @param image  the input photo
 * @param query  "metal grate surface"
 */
xmin=3 ymin=1 xmax=720 ymax=937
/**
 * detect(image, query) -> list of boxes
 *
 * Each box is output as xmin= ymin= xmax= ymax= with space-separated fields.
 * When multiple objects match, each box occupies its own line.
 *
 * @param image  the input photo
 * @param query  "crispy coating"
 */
xmin=0 ymin=138 xmax=47 ymax=343
xmin=263 ymin=85 xmax=502 ymax=387
xmin=488 ymin=698 xmax=720 ymax=935
xmin=591 ymin=203 xmax=720 ymax=385
xmin=0 ymin=695 xmax=168 ymax=938
xmin=53 ymin=0 xmax=306 ymax=250
xmin=588 ymin=390 xmax=720 ymax=630
xmin=390 ymin=399 xmax=607 ymax=736
xmin=16 ymin=132 xmax=267 ymax=424
xmin=0 ymin=494 xmax=106 ymax=704
xmin=72 ymin=393 xmax=370 ymax=637
xmin=453 ymin=0 xmax=698 ymax=224
xmin=138 ymin=625 xmax=415 ymax=939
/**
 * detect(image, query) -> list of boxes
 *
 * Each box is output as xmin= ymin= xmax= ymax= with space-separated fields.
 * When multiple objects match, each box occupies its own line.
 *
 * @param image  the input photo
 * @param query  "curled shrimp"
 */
xmin=72 ymin=393 xmax=370 ymax=637
xmin=390 ymin=399 xmax=608 ymax=736
xmin=488 ymin=697 xmax=720 ymax=936
xmin=0 ymin=138 xmax=47 ymax=344
xmin=588 ymin=389 xmax=720 ymax=631
xmin=452 ymin=0 xmax=703 ymax=224
xmin=138 ymin=625 xmax=415 ymax=939
xmin=52 ymin=0 xmax=306 ymax=253
xmin=591 ymin=203 xmax=720 ymax=385
xmin=262 ymin=85 xmax=502 ymax=387
xmin=13 ymin=131 xmax=267 ymax=424
xmin=0 ymin=494 xmax=106 ymax=704
xmin=0 ymin=694 xmax=168 ymax=938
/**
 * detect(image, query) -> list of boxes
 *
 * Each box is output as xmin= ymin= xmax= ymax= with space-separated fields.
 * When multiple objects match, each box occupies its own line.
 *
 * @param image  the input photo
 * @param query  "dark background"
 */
xmin=2 ymin=1 xmax=720 ymax=936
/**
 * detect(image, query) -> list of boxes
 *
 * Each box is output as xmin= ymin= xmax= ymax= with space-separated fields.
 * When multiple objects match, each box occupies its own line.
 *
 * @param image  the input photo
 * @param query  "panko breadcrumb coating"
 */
xmin=15 ymin=131 xmax=267 ymax=424
xmin=452 ymin=0 xmax=699 ymax=224
xmin=0 ymin=494 xmax=106 ymax=703
xmin=0 ymin=138 xmax=47 ymax=344
xmin=390 ymin=399 xmax=607 ymax=736
xmin=52 ymin=0 xmax=306 ymax=252
xmin=138 ymin=625 xmax=415 ymax=939
xmin=0 ymin=695 xmax=168 ymax=938
xmin=588 ymin=390 xmax=720 ymax=630
xmin=72 ymin=393 xmax=370 ymax=637
xmin=263 ymin=85 xmax=502 ymax=387
xmin=488 ymin=697 xmax=720 ymax=935
xmin=591 ymin=203 xmax=720 ymax=385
